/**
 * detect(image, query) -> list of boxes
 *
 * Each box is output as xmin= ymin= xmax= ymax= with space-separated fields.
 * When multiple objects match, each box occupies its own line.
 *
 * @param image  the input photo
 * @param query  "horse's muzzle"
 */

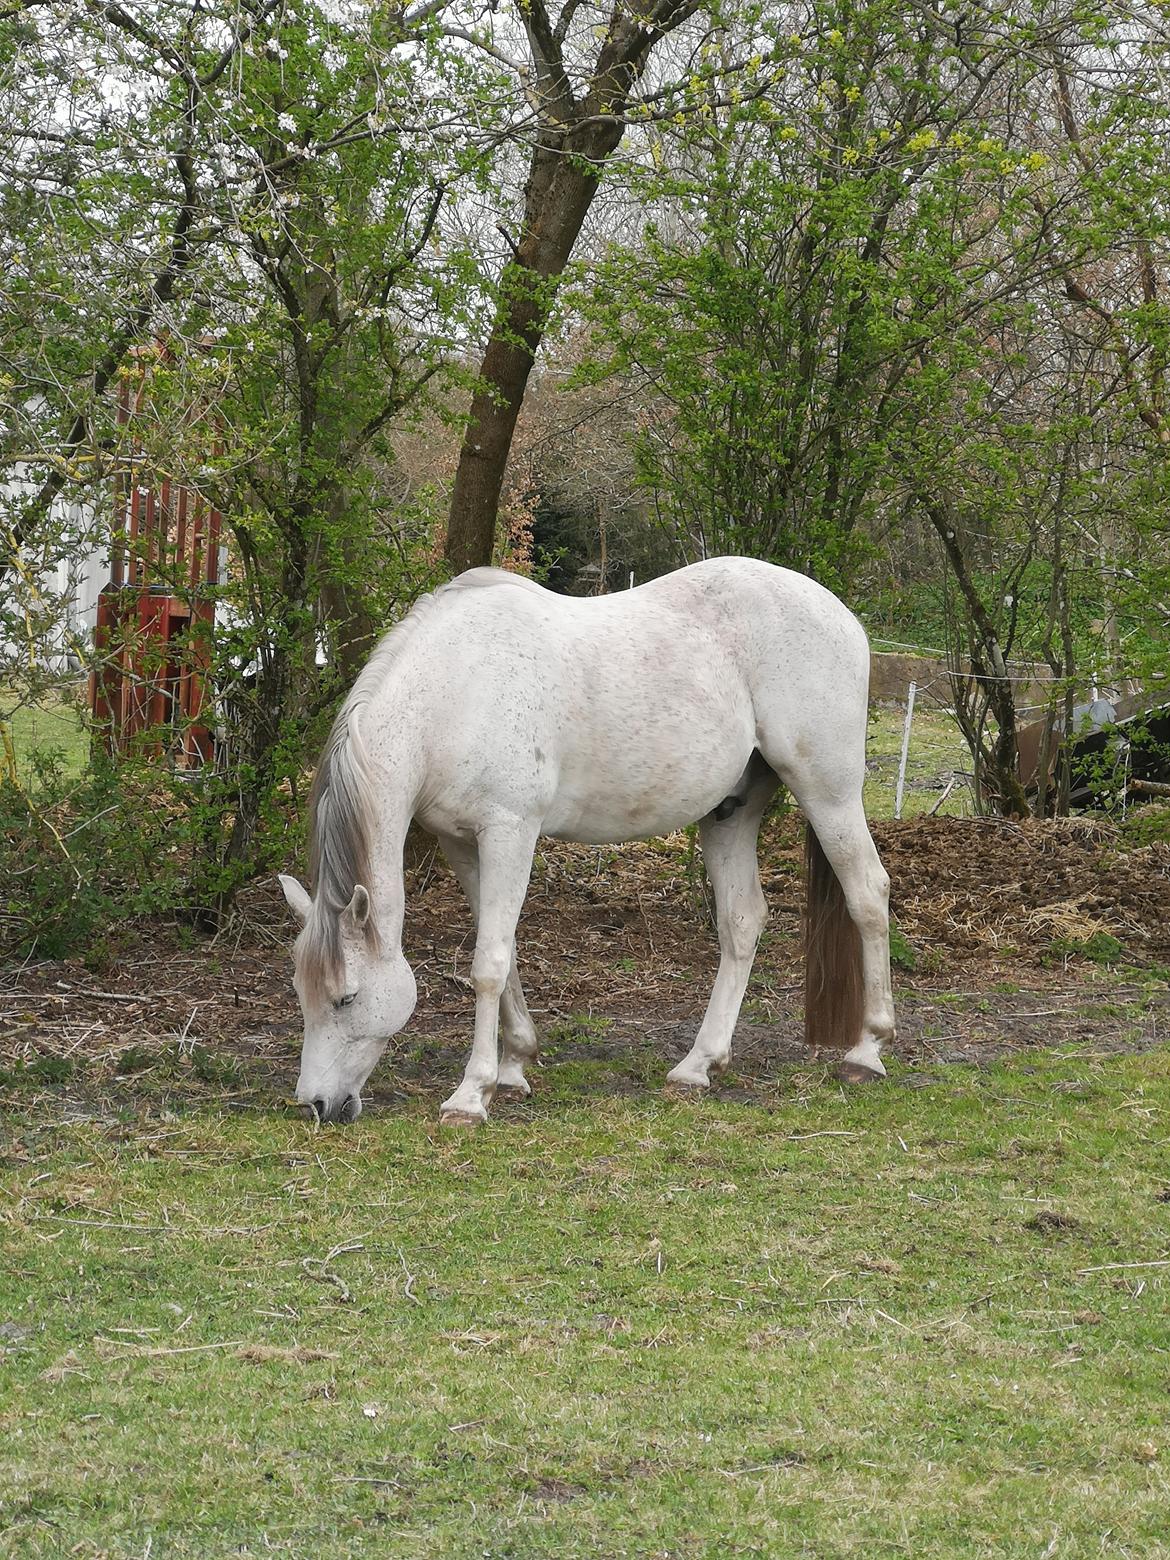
xmin=309 ymin=1094 xmax=361 ymax=1126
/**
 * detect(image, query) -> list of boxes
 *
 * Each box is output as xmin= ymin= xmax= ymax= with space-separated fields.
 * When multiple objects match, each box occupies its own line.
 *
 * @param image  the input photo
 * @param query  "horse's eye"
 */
xmin=335 ymin=992 xmax=357 ymax=1009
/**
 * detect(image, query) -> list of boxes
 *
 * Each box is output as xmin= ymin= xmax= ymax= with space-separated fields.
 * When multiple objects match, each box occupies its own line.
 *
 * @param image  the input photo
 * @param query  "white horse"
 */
xmin=279 ymin=558 xmax=895 ymax=1125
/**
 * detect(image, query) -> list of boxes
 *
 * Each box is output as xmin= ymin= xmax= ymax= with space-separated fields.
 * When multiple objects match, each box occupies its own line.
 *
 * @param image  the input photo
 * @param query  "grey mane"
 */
xmin=298 ymin=570 xmax=540 ymax=999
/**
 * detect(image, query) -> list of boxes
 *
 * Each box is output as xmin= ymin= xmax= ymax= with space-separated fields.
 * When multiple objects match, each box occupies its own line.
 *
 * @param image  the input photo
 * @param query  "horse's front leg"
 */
xmin=438 ymin=832 xmax=539 ymax=1098
xmin=440 ymin=822 xmax=538 ymax=1126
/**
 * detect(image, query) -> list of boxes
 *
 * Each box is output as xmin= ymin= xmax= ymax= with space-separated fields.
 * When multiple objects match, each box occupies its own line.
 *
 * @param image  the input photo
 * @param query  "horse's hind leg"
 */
xmin=666 ymin=762 xmax=778 ymax=1091
xmin=439 ymin=833 xmax=539 ymax=1097
xmin=439 ymin=822 xmax=538 ymax=1124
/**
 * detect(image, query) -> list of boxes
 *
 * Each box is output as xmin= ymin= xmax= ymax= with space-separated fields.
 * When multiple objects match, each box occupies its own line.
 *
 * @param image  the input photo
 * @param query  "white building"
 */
xmin=0 ymin=464 xmax=107 ymax=676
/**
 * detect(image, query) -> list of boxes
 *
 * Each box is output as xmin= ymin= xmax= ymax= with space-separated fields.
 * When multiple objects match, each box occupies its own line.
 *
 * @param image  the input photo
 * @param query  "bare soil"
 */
xmin=2 ymin=815 xmax=1168 ymax=1117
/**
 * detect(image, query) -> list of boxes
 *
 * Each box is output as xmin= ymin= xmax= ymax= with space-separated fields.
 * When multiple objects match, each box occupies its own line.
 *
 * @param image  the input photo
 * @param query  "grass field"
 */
xmin=1 ymin=685 xmax=89 ymax=784
xmin=864 ymin=699 xmax=970 ymax=820
xmin=2 ymin=1046 xmax=1168 ymax=1558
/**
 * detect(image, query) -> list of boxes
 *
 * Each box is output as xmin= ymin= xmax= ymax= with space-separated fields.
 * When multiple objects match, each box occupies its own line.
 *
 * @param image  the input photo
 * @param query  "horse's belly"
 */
xmin=542 ymin=715 xmax=755 ymax=844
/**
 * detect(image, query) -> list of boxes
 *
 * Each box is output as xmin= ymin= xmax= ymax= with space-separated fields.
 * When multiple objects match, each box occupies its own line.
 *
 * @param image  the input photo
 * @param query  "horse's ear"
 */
xmin=278 ymin=873 xmax=312 ymax=926
xmin=345 ymin=884 xmax=371 ymax=930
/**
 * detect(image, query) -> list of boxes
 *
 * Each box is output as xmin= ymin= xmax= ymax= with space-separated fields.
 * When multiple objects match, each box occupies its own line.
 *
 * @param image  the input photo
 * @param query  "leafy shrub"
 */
xmin=0 ymin=746 xmax=299 ymax=960
xmin=28 ymin=1053 xmax=78 ymax=1085
xmin=115 ymin=1045 xmax=154 ymax=1075
xmin=1120 ymin=804 xmax=1170 ymax=848
xmin=188 ymin=1046 xmax=243 ymax=1087
xmin=0 ymin=1053 xmax=81 ymax=1090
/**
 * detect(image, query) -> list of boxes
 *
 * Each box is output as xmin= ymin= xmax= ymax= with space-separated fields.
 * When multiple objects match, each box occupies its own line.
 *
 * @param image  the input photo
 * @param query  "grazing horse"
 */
xmin=280 ymin=558 xmax=895 ymax=1125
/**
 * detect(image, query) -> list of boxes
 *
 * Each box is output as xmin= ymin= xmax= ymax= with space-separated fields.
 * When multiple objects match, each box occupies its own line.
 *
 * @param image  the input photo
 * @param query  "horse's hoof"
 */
xmin=835 ymin=1061 xmax=885 ymax=1085
xmin=439 ymin=1109 xmax=486 ymax=1128
xmin=495 ymin=1067 xmax=532 ymax=1099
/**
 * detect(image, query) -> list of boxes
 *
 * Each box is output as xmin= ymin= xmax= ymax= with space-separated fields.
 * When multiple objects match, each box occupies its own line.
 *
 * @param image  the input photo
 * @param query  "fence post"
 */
xmin=894 ymin=680 xmax=917 ymax=820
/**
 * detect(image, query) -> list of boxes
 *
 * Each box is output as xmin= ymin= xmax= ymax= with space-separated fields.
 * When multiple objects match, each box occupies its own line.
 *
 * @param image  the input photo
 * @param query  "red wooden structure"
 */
xmin=90 ymin=353 xmax=222 ymax=767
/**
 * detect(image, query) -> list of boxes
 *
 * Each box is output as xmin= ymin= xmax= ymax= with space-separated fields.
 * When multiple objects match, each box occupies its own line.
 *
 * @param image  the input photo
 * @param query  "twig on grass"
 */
xmin=1077 ymin=1258 xmax=1170 ymax=1275
xmin=335 ymin=1474 xmax=404 ymax=1488
xmin=26 ymin=1213 xmax=273 ymax=1236
xmin=718 ymin=1456 xmax=805 ymax=1478
xmin=173 ymin=1006 xmax=203 ymax=1054
xmin=927 ymin=776 xmax=958 ymax=816
xmin=301 ymin=1239 xmax=365 ymax=1303
xmin=397 ymin=1246 xmax=421 ymax=1305
xmin=872 ymin=1307 xmax=912 ymax=1332
xmin=53 ymin=982 xmax=146 ymax=1004
xmin=61 ymin=1022 xmax=104 ymax=1056
xmin=97 ymin=1337 xmax=243 ymax=1357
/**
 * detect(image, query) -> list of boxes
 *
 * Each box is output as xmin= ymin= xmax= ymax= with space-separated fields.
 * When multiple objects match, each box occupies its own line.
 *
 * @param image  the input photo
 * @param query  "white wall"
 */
xmin=0 ymin=465 xmax=105 ymax=673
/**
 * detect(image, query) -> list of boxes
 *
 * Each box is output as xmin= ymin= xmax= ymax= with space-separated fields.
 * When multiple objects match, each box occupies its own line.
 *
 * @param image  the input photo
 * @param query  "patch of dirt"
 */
xmin=531 ymin=1478 xmax=583 ymax=1503
xmin=874 ymin=815 xmax=1170 ymax=966
xmin=1 ymin=816 xmax=1168 ymax=1124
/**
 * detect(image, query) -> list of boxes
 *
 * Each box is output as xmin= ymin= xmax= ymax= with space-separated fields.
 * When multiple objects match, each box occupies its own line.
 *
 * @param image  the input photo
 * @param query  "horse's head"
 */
xmin=279 ymin=874 xmax=416 ymax=1124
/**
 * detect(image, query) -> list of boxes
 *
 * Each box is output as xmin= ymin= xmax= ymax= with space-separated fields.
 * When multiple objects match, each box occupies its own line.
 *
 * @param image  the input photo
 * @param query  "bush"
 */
xmin=1051 ymin=931 xmax=1125 ymax=966
xmin=1120 ymin=804 xmax=1170 ymax=848
xmin=0 ymin=746 xmax=301 ymax=960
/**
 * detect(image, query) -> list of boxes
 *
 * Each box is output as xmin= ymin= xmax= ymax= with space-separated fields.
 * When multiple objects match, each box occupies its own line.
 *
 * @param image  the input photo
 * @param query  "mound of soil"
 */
xmin=873 ymin=816 xmax=1170 ymax=966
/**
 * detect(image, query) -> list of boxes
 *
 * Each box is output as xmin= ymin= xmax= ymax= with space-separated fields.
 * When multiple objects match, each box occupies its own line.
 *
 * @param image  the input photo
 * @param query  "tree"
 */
xmin=442 ymin=0 xmax=755 ymax=572
xmin=1 ymin=0 xmax=502 ymax=923
xmin=578 ymin=0 xmax=1081 ymax=579
xmin=572 ymin=0 xmax=1170 ymax=809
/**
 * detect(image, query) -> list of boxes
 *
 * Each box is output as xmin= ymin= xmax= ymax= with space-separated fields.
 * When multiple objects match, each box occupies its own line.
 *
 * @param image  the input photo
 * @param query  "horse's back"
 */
xmin=390 ymin=560 xmax=870 ymax=842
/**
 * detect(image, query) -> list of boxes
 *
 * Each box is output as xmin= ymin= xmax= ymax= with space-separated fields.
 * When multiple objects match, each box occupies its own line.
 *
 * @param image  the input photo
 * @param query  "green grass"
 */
xmin=1 ymin=683 xmax=89 ymax=783
xmin=865 ymin=703 xmax=970 ymax=820
xmin=3 ymin=1049 xmax=1169 ymax=1557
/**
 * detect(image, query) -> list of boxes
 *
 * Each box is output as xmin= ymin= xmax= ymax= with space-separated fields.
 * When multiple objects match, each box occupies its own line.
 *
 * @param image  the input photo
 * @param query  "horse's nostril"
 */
xmin=339 ymin=1095 xmax=357 ymax=1124
xmin=311 ymin=1098 xmax=326 ymax=1123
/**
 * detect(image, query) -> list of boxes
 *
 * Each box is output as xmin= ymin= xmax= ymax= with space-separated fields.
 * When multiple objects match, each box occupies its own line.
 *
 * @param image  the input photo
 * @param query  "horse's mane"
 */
xmin=298 ymin=570 xmax=540 ymax=1000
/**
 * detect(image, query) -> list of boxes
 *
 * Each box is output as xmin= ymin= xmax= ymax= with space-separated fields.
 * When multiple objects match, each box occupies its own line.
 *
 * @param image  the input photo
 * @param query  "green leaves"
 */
xmin=1 ymin=1 xmax=510 ymax=922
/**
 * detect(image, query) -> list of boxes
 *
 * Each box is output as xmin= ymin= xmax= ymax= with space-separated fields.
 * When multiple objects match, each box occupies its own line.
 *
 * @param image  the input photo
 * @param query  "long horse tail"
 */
xmin=803 ymin=822 xmax=863 ymax=1054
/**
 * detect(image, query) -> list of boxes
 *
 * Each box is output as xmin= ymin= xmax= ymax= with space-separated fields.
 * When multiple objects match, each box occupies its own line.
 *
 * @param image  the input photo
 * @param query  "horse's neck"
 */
xmin=363 ymin=665 xmax=430 ymax=951
xmin=367 ymin=745 xmax=421 ymax=952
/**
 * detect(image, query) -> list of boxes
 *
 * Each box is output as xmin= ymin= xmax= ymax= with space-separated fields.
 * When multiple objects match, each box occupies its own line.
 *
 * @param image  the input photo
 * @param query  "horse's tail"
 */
xmin=803 ymin=823 xmax=863 ymax=1054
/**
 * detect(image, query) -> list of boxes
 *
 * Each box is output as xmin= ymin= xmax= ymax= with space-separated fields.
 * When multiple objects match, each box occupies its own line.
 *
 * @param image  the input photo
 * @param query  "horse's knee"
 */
xmin=472 ymin=943 xmax=511 ymax=997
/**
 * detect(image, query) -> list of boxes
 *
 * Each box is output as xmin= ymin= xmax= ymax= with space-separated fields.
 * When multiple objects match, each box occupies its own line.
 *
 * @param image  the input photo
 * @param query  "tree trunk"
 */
xmin=442 ymin=0 xmax=701 ymax=570
xmin=445 ymin=130 xmax=621 ymax=573
xmin=926 ymin=499 xmax=1030 ymax=817
xmin=315 ymin=483 xmax=378 ymax=682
